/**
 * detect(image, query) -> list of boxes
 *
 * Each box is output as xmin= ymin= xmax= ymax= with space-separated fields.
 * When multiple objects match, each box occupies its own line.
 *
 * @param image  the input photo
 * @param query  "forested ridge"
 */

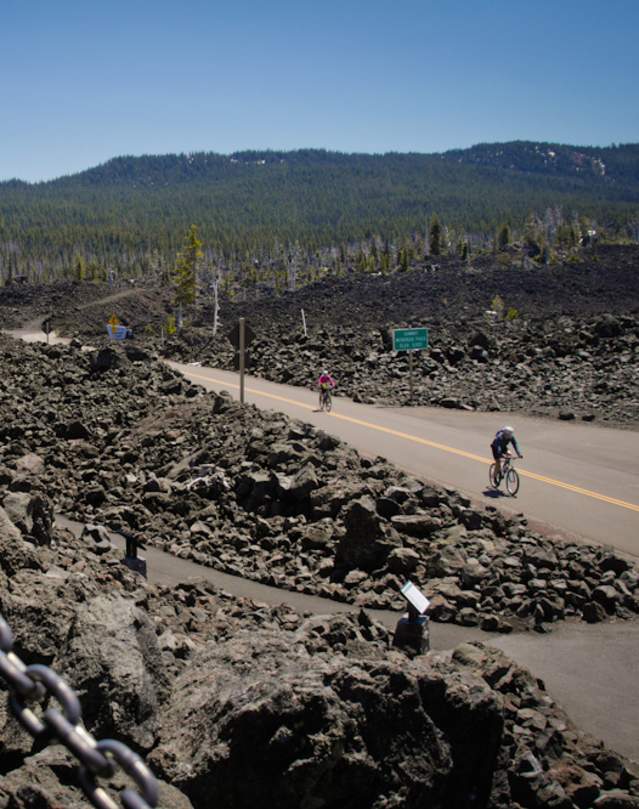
xmin=1 ymin=141 xmax=638 ymax=280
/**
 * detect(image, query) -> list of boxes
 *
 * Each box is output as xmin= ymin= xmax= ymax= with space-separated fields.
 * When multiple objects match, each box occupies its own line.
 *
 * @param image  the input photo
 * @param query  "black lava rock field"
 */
xmin=1 ymin=255 xmax=639 ymax=807
xmin=8 ymin=244 xmax=639 ymax=426
xmin=1 ymin=447 xmax=639 ymax=808
xmin=0 ymin=335 xmax=636 ymax=633
xmin=164 ymin=245 xmax=639 ymax=426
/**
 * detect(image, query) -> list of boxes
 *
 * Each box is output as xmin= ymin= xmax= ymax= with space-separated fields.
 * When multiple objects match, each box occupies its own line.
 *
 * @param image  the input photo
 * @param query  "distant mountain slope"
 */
xmin=442 ymin=141 xmax=639 ymax=182
xmin=8 ymin=141 xmax=638 ymax=189
xmin=0 ymin=143 xmax=638 ymax=267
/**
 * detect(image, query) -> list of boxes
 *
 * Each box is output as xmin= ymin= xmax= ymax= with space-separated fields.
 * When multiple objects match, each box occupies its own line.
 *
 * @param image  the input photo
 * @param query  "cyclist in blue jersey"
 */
xmin=491 ymin=426 xmax=523 ymax=477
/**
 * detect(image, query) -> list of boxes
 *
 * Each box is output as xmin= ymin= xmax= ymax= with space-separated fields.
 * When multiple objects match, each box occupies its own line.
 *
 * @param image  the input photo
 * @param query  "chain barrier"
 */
xmin=0 ymin=614 xmax=158 ymax=809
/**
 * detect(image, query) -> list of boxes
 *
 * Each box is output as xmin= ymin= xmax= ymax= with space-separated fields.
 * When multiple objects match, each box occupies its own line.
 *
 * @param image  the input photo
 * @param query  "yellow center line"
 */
xmin=182 ymin=367 xmax=639 ymax=515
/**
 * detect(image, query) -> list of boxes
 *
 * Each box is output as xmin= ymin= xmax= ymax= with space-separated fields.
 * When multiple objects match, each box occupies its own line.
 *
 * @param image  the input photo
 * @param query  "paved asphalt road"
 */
xmin=168 ymin=362 xmax=639 ymax=558
xmin=11 ymin=327 xmax=639 ymax=763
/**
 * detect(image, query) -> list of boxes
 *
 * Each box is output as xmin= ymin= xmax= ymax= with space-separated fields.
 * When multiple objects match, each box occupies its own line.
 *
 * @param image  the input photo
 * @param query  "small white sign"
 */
xmin=401 ymin=581 xmax=430 ymax=615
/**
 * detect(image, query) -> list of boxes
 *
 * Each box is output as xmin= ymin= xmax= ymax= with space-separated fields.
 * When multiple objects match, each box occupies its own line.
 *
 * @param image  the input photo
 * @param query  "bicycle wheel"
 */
xmin=489 ymin=463 xmax=500 ymax=488
xmin=506 ymin=468 xmax=520 ymax=496
xmin=325 ymin=393 xmax=332 ymax=412
xmin=319 ymin=392 xmax=325 ymax=411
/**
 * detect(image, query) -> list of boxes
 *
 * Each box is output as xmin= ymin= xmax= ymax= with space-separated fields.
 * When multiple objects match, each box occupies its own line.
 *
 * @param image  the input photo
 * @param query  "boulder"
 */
xmin=0 ymin=506 xmax=43 ymax=576
xmin=335 ymin=496 xmax=396 ymax=571
xmin=390 ymin=513 xmax=441 ymax=538
xmin=428 ymin=545 xmax=468 ymax=577
xmin=61 ymin=593 xmax=169 ymax=750
xmin=150 ymin=629 xmax=505 ymax=809
xmin=2 ymin=492 xmax=53 ymax=544
xmin=0 ymin=746 xmax=194 ymax=809
xmin=300 ymin=520 xmax=334 ymax=552
xmin=592 ymin=585 xmax=620 ymax=614
xmin=386 ymin=547 xmax=421 ymax=576
xmin=14 ymin=453 xmax=45 ymax=476
xmin=91 ymin=346 xmax=120 ymax=372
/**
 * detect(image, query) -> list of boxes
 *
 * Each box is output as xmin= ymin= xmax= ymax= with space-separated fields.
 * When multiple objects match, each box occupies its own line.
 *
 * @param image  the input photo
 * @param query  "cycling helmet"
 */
xmin=500 ymin=425 xmax=515 ymax=437
xmin=322 ymin=369 xmax=328 ymax=375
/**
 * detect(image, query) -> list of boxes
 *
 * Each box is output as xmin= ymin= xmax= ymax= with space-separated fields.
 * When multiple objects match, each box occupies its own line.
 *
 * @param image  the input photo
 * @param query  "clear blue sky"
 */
xmin=2 ymin=0 xmax=637 ymax=181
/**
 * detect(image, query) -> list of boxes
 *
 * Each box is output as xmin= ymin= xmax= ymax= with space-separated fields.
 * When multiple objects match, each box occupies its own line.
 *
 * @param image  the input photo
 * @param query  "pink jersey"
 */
xmin=317 ymin=373 xmax=336 ymax=388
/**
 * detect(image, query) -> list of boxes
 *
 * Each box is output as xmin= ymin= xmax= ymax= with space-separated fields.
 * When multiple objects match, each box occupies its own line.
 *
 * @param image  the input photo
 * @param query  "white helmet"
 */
xmin=500 ymin=425 xmax=514 ymax=437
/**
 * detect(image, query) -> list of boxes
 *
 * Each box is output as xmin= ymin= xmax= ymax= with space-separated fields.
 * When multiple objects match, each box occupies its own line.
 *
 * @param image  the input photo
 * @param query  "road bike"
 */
xmin=489 ymin=455 xmax=520 ymax=496
xmin=319 ymin=386 xmax=333 ymax=412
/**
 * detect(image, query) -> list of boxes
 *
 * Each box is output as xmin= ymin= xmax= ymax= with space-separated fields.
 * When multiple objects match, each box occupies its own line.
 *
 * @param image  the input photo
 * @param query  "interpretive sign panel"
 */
xmin=106 ymin=324 xmax=129 ymax=340
xmin=400 ymin=581 xmax=430 ymax=615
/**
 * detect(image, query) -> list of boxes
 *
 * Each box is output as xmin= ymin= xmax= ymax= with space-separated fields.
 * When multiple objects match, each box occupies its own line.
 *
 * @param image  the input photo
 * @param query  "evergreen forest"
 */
xmin=1 ymin=141 xmax=638 ymax=284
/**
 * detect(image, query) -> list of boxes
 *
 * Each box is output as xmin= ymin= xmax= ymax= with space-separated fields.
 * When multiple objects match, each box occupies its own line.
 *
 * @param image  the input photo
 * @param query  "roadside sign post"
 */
xmin=392 ymin=327 xmax=429 ymax=403
xmin=42 ymin=317 xmax=53 ymax=344
xmin=228 ymin=318 xmax=255 ymax=405
xmin=408 ymin=351 xmax=414 ymax=401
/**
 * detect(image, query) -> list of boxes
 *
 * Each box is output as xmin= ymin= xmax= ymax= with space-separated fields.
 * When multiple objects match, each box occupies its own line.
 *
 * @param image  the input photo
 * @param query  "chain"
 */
xmin=0 ymin=614 xmax=158 ymax=809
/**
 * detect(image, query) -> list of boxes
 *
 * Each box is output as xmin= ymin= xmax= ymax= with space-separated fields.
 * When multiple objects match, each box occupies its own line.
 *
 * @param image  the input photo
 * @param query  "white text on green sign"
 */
xmin=393 ymin=327 xmax=429 ymax=352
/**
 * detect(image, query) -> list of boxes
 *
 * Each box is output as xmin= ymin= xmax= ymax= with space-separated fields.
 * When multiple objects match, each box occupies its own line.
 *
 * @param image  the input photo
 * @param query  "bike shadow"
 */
xmin=482 ymin=488 xmax=513 ymax=499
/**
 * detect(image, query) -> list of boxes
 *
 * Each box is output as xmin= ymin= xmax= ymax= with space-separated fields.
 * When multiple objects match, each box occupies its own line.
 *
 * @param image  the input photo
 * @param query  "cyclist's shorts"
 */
xmin=490 ymin=440 xmax=503 ymax=461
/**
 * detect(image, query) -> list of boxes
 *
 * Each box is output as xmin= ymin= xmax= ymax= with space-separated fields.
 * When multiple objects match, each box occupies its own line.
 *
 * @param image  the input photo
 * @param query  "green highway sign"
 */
xmin=392 ymin=327 xmax=429 ymax=352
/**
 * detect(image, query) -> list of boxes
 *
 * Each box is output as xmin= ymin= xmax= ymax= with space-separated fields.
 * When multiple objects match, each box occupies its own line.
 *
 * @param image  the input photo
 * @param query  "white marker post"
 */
xmin=239 ymin=316 xmax=246 ymax=404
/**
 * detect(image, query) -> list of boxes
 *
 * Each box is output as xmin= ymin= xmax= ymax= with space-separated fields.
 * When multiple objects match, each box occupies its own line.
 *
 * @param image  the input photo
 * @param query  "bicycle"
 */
xmin=319 ymin=385 xmax=333 ymax=412
xmin=489 ymin=454 xmax=521 ymax=496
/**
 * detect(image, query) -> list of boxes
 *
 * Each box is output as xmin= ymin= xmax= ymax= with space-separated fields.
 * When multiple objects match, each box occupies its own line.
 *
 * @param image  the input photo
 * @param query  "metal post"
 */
xmin=408 ymin=351 xmax=414 ymax=402
xmin=301 ymin=308 xmax=307 ymax=337
xmin=239 ymin=317 xmax=246 ymax=404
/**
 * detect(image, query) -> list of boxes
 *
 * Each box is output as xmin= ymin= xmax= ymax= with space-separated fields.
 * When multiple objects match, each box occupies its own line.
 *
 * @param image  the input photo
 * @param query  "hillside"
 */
xmin=1 ymin=143 xmax=638 ymax=279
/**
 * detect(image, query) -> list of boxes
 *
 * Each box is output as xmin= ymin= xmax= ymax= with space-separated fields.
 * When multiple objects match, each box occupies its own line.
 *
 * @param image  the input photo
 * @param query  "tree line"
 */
xmin=0 ymin=144 xmax=638 ymax=286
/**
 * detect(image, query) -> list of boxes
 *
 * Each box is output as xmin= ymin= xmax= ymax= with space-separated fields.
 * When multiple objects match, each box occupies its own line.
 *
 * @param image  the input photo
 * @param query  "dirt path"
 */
xmin=76 ymin=287 xmax=142 ymax=310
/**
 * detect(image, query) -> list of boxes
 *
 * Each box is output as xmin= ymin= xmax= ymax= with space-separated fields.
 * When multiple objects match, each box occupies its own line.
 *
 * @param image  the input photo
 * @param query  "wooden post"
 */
xmin=301 ymin=308 xmax=307 ymax=337
xmin=239 ymin=317 xmax=246 ymax=404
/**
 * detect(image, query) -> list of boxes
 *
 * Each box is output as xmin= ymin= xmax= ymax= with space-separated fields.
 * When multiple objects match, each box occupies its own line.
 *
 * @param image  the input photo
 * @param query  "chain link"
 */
xmin=79 ymin=740 xmax=159 ymax=809
xmin=0 ymin=615 xmax=158 ymax=809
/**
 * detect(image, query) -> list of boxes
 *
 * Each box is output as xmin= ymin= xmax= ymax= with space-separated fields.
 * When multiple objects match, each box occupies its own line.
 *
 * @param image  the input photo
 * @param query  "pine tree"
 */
xmin=497 ymin=224 xmax=511 ymax=251
xmin=73 ymin=254 xmax=87 ymax=282
xmin=173 ymin=224 xmax=203 ymax=328
xmin=399 ymin=247 xmax=409 ymax=272
xmin=429 ymin=215 xmax=441 ymax=256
